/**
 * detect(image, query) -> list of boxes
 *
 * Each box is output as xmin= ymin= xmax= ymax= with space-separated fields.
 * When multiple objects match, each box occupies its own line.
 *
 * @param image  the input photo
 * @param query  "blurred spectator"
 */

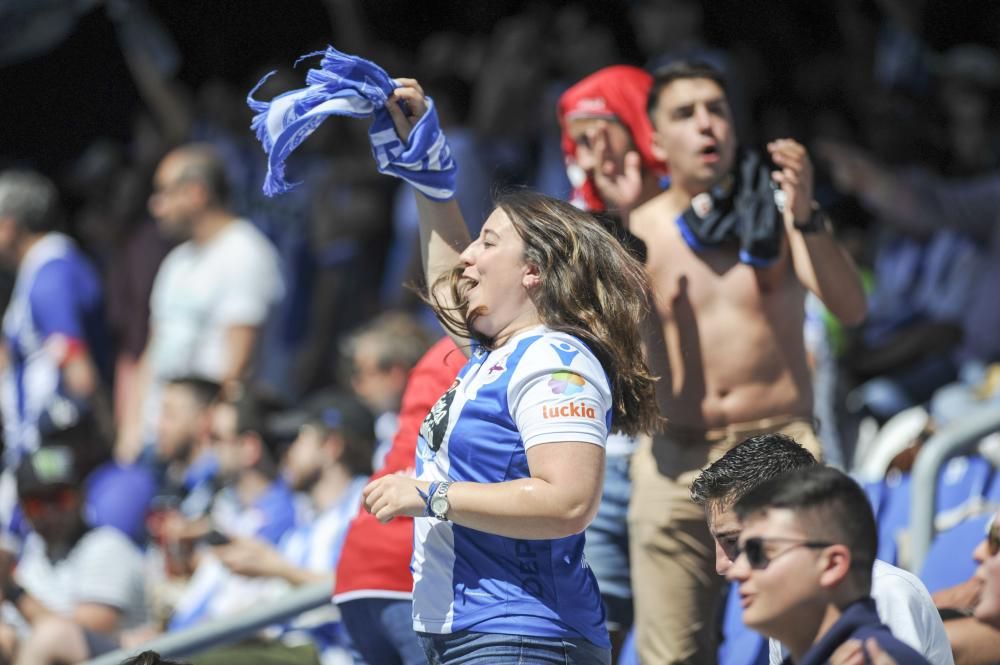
xmin=189 ymin=393 xmax=375 ymax=664
xmin=144 ymin=377 xmax=221 ymax=580
xmin=343 ymin=311 xmax=436 ymax=471
xmin=166 ymin=392 xmax=296 ymax=631
xmin=557 ymin=65 xmax=666 ymax=217
xmin=152 ymin=377 xmax=221 ymax=520
xmin=0 ymin=170 xmax=110 ymax=467
xmin=334 ymin=336 xmax=461 ymax=665
xmin=204 ymin=393 xmax=296 ymax=547
xmin=0 ymin=169 xmax=112 ymax=564
xmin=933 ymin=45 xmax=1000 ymax=176
xmin=117 ymin=144 xmax=284 ymax=463
xmin=0 ymin=445 xmax=146 ymax=664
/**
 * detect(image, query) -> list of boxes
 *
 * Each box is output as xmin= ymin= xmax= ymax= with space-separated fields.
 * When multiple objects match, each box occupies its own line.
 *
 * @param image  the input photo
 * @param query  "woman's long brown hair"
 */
xmin=427 ymin=189 xmax=661 ymax=437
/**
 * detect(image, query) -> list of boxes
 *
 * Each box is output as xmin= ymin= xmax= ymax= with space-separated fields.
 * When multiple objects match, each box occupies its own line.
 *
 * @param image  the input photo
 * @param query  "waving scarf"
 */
xmin=247 ymin=46 xmax=456 ymax=200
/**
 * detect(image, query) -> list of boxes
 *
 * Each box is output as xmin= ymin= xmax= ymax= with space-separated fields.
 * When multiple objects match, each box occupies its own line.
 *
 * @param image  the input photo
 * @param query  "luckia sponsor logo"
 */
xmin=542 ymin=402 xmax=597 ymax=420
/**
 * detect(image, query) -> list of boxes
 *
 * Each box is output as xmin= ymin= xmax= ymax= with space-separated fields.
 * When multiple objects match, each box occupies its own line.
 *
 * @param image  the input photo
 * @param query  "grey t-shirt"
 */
xmin=16 ymin=526 xmax=148 ymax=630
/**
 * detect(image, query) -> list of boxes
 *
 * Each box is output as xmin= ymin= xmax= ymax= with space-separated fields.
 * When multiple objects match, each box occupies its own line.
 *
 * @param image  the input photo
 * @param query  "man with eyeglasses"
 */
xmin=691 ymin=433 xmax=952 ymax=665
xmin=724 ymin=465 xmax=931 ymax=665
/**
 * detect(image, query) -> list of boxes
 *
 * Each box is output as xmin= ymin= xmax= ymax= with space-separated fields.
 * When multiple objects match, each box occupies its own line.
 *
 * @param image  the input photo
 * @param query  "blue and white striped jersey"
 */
xmin=412 ymin=326 xmax=612 ymax=648
xmin=0 ymin=233 xmax=106 ymax=467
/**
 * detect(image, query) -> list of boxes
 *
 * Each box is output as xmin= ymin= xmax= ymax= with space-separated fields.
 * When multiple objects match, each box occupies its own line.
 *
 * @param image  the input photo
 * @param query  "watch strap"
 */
xmin=420 ymin=481 xmax=440 ymax=517
xmin=794 ymin=206 xmax=831 ymax=234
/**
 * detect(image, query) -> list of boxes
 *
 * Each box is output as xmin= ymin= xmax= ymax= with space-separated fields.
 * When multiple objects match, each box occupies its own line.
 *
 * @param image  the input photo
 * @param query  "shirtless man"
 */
xmin=626 ymin=61 xmax=867 ymax=665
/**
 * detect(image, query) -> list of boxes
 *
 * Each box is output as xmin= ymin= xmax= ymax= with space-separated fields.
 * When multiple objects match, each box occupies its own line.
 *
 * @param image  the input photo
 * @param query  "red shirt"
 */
xmin=334 ymin=337 xmax=464 ymax=601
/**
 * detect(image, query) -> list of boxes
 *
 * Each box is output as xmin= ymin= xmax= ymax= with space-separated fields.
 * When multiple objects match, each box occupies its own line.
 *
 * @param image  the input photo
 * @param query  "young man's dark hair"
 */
xmin=120 ymin=651 xmax=190 ymax=665
xmin=690 ymin=432 xmax=817 ymax=508
xmin=230 ymin=390 xmax=285 ymax=478
xmin=734 ymin=465 xmax=878 ymax=592
xmin=306 ymin=394 xmax=376 ymax=478
xmin=166 ymin=376 xmax=221 ymax=409
xmin=646 ymin=60 xmax=729 ymax=119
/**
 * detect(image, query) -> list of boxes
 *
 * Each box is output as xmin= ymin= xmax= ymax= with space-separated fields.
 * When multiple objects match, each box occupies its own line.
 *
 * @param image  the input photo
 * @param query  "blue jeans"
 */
xmin=338 ymin=598 xmax=427 ymax=665
xmin=583 ymin=453 xmax=633 ymax=631
xmin=419 ymin=630 xmax=610 ymax=665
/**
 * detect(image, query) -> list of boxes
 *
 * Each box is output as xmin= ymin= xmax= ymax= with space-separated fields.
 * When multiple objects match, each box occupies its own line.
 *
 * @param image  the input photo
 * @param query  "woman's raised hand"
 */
xmin=386 ymin=78 xmax=429 ymax=145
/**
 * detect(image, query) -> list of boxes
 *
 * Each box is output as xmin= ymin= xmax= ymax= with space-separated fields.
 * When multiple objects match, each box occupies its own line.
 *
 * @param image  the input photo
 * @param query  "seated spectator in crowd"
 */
xmin=0 ymin=445 xmax=146 ymax=665
xmin=144 ymin=377 xmax=221 ymax=580
xmin=117 ymin=144 xmax=284 ymax=464
xmin=343 ymin=311 xmax=435 ymax=470
xmin=166 ymin=392 xmax=296 ymax=630
xmin=929 ymin=510 xmax=1000 ymax=665
xmin=202 ymin=393 xmax=296 ymax=546
xmin=152 ymin=377 xmax=221 ymax=520
xmin=185 ymin=393 xmax=376 ymax=665
xmin=334 ymin=336 xmax=463 ymax=665
xmin=691 ymin=433 xmax=952 ymax=664
xmin=726 ymin=466 xmax=931 ymax=665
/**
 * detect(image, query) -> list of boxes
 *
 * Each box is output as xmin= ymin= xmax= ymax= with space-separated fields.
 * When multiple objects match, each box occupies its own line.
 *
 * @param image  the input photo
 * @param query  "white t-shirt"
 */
xmin=15 ymin=526 xmax=148 ymax=630
xmin=148 ymin=219 xmax=283 ymax=382
xmin=768 ymin=560 xmax=954 ymax=665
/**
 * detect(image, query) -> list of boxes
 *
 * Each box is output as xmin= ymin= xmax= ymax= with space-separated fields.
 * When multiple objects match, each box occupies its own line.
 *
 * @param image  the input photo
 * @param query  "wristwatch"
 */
xmin=429 ymin=481 xmax=452 ymax=521
xmin=794 ymin=206 xmax=833 ymax=234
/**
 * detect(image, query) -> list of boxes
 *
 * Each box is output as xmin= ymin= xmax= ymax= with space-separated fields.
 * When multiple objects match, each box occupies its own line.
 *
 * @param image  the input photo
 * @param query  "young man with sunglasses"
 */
xmin=726 ymin=465 xmax=931 ymax=665
xmin=691 ymin=433 xmax=951 ymax=665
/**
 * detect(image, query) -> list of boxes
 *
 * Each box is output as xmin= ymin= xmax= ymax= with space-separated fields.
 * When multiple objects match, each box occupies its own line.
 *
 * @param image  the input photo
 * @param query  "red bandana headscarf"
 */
xmin=557 ymin=65 xmax=667 ymax=212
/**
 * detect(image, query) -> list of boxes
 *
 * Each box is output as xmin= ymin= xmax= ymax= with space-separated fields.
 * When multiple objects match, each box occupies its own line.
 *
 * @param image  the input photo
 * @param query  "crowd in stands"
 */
xmin=1 ymin=1 xmax=1000 ymax=664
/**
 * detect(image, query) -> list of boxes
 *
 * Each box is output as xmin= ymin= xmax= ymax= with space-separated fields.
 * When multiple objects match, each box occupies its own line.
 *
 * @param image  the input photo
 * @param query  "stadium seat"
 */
xmin=873 ymin=455 xmax=992 ymax=566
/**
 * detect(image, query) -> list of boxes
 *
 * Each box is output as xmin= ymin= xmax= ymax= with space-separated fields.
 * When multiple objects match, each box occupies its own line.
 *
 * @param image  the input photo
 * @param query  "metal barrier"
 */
xmin=83 ymin=581 xmax=333 ymax=665
xmin=909 ymin=404 xmax=1000 ymax=573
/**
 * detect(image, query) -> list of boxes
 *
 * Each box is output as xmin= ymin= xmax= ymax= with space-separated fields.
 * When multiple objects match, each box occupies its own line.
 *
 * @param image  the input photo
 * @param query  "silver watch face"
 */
xmin=431 ymin=495 xmax=449 ymax=516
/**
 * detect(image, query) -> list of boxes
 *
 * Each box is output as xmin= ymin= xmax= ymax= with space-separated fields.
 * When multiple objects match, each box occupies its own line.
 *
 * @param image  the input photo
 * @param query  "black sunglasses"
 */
xmin=736 ymin=536 xmax=834 ymax=570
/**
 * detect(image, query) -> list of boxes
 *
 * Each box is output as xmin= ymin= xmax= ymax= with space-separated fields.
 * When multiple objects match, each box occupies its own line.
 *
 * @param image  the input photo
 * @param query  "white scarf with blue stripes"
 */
xmin=247 ymin=46 xmax=457 ymax=200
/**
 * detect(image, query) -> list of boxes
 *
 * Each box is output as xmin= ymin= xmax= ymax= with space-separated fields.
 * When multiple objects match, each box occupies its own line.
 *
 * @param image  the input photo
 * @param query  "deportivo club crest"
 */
xmin=420 ymin=378 xmax=460 ymax=452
